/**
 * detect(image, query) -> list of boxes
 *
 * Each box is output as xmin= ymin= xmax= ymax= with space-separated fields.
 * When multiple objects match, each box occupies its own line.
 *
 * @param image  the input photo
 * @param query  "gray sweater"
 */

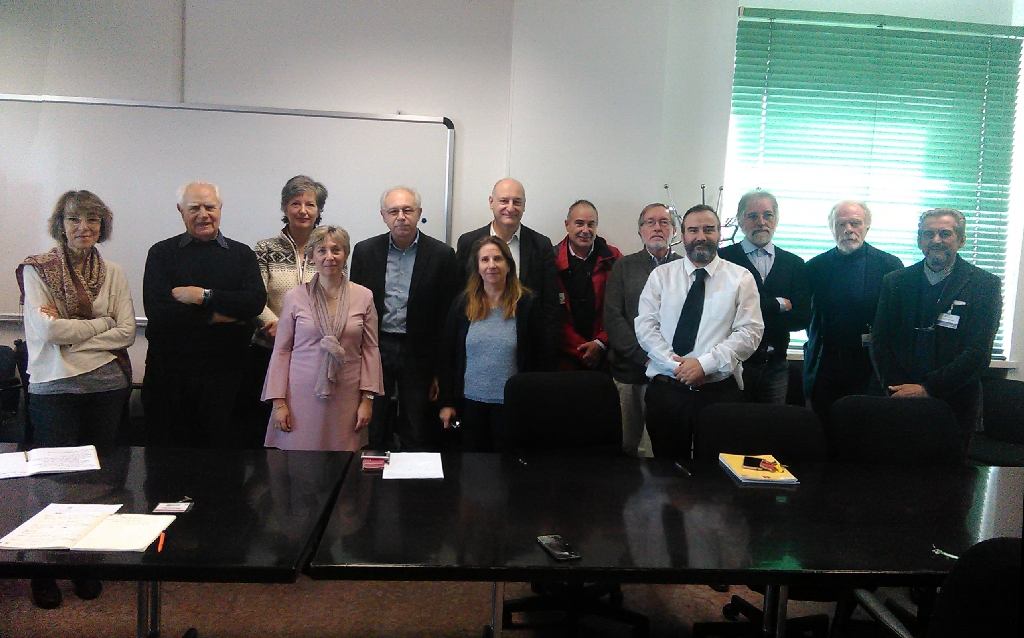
xmin=603 ymin=248 xmax=682 ymax=384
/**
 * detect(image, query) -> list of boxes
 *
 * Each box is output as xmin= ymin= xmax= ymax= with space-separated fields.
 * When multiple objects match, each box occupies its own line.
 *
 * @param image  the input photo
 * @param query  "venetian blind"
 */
xmin=725 ymin=9 xmax=1023 ymax=355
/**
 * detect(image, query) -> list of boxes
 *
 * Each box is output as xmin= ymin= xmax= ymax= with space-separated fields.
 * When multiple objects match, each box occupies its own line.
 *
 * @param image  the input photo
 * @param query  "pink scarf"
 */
xmin=307 ymin=273 xmax=352 ymax=398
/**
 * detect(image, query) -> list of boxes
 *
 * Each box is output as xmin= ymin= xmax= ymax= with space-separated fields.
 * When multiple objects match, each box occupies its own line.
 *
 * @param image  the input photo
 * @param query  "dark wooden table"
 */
xmin=0 ymin=445 xmax=350 ymax=637
xmin=309 ymin=453 xmax=1023 ymax=636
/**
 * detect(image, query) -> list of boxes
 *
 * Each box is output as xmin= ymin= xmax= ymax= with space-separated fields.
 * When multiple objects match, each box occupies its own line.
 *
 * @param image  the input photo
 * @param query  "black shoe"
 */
xmin=72 ymin=579 xmax=103 ymax=600
xmin=30 ymin=578 xmax=62 ymax=609
xmin=709 ymin=584 xmax=731 ymax=593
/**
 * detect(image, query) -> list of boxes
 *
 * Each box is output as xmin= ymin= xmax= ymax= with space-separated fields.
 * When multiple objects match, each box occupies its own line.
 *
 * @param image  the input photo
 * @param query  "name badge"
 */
xmin=558 ymin=292 xmax=566 ymax=305
xmin=861 ymin=333 xmax=871 ymax=346
xmin=936 ymin=313 xmax=960 ymax=329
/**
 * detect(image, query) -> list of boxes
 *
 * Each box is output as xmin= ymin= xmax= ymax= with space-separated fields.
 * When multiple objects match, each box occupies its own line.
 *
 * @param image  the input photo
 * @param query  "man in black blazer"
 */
xmin=455 ymin=178 xmax=559 ymax=352
xmin=871 ymin=208 xmax=1001 ymax=436
xmin=719 ymin=190 xmax=810 ymax=403
xmin=804 ymin=200 xmax=903 ymax=424
xmin=350 ymin=186 xmax=459 ymax=451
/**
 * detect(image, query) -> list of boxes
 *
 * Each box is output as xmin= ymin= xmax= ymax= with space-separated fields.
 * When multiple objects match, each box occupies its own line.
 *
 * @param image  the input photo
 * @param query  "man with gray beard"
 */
xmin=604 ymin=203 xmax=682 ymax=456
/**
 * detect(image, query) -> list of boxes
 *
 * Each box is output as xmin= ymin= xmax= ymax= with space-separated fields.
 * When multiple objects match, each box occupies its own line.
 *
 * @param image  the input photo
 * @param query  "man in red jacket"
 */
xmin=553 ymin=200 xmax=623 ymax=370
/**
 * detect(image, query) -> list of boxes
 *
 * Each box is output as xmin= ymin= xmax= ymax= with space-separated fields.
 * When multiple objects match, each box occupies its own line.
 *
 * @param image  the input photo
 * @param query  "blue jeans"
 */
xmin=29 ymin=388 xmax=129 ymax=447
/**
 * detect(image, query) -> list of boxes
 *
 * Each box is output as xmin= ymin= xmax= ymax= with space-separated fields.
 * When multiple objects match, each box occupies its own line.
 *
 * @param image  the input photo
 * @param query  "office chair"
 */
xmin=13 ymin=339 xmax=32 ymax=446
xmin=691 ymin=402 xmax=832 ymax=638
xmin=0 ymin=344 xmax=20 ymax=428
xmin=500 ymin=371 xmax=650 ymax=637
xmin=828 ymin=394 xmax=963 ymax=634
xmin=968 ymin=378 xmax=1024 ymax=466
xmin=852 ymin=536 xmax=1021 ymax=638
xmin=828 ymin=395 xmax=963 ymax=465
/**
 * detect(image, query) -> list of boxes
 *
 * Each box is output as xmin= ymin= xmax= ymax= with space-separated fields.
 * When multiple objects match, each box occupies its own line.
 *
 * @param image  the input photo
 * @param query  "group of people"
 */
xmin=13 ymin=175 xmax=1001 ymax=609
xmin=19 ymin=178 xmax=1000 ymax=461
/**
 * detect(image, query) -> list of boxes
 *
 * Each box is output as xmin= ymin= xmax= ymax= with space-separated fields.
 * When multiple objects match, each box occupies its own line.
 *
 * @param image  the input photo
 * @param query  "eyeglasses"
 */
xmin=744 ymin=212 xmax=775 ymax=222
xmin=384 ymin=207 xmax=418 ymax=217
xmin=919 ymin=229 xmax=956 ymax=241
xmin=641 ymin=219 xmax=673 ymax=229
xmin=65 ymin=216 xmax=103 ymax=228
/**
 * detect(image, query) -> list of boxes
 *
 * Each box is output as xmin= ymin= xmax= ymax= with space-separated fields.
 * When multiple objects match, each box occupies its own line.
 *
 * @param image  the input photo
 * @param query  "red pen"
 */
xmin=157 ymin=532 xmax=165 ymax=553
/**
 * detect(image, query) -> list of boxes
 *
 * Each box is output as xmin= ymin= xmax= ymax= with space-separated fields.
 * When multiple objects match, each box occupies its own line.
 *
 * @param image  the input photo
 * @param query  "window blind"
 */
xmin=725 ymin=9 xmax=1023 ymax=355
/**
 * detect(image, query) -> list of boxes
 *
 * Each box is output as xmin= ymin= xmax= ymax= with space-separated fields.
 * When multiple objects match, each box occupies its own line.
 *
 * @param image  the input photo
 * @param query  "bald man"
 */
xmin=455 ymin=178 xmax=560 ymax=353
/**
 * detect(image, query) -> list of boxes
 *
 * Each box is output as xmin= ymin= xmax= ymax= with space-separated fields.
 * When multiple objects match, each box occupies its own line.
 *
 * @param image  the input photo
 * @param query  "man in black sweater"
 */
xmin=719 ymin=190 xmax=810 ymax=403
xmin=142 ymin=181 xmax=266 ymax=449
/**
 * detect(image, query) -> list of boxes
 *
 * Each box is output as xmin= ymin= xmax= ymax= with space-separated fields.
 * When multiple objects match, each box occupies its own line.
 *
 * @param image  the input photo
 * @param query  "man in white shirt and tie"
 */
xmin=635 ymin=204 xmax=764 ymax=458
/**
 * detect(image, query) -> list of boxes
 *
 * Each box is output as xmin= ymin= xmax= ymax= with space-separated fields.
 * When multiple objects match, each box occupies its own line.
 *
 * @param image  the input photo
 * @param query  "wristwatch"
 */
xmin=201 ymin=288 xmax=212 ymax=306
xmin=362 ymin=393 xmax=375 ymax=401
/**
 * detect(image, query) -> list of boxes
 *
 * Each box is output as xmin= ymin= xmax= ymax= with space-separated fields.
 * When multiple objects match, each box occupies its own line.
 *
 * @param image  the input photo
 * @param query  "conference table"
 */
xmin=309 ymin=453 xmax=1024 ymax=637
xmin=0 ymin=445 xmax=350 ymax=638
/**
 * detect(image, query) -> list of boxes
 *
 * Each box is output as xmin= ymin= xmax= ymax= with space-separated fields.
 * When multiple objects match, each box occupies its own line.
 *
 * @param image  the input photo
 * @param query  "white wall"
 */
xmin=1 ymin=0 xmax=1021 ymax=375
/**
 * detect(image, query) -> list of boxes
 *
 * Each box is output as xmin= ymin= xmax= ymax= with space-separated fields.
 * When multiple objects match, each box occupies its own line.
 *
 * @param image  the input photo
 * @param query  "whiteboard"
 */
xmin=0 ymin=95 xmax=455 ymax=317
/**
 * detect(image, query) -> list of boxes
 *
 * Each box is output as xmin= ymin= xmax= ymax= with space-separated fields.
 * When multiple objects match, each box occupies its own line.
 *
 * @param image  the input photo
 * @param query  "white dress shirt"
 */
xmin=634 ymin=255 xmax=763 ymax=386
xmin=489 ymin=222 xmax=521 ymax=271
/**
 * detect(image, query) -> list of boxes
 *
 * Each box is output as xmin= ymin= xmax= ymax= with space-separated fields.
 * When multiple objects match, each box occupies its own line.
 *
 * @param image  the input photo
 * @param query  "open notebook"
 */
xmin=0 ymin=504 xmax=174 ymax=552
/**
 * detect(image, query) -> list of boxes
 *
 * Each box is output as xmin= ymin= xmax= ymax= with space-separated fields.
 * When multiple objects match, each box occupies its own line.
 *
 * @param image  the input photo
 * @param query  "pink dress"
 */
xmin=262 ymin=283 xmax=384 ymax=451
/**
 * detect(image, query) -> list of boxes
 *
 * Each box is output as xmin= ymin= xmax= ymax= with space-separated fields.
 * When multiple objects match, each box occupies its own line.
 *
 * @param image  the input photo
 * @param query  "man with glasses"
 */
xmin=350 ymin=186 xmax=459 ymax=451
xmin=871 ymin=208 xmax=1001 ymax=437
xmin=456 ymin=178 xmax=559 ymax=354
xmin=604 ymin=203 xmax=682 ymax=455
xmin=719 ymin=190 xmax=810 ymax=403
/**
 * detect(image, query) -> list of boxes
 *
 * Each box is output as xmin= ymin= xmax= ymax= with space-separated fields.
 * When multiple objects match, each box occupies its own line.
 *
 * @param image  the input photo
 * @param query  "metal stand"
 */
xmin=762 ymin=584 xmax=789 ymax=638
xmin=137 ymin=581 xmax=161 ymax=638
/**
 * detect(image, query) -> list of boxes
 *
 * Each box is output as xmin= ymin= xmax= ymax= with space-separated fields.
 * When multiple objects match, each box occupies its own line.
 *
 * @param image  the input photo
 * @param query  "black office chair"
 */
xmin=0 ymin=344 xmax=20 ymax=427
xmin=828 ymin=395 xmax=963 ymax=465
xmin=691 ymin=403 xmax=832 ymax=638
xmin=500 ymin=371 xmax=649 ymax=637
xmin=968 ymin=378 xmax=1024 ymax=466
xmin=13 ymin=339 xmax=32 ymax=445
xmin=853 ymin=537 xmax=1021 ymax=638
xmin=828 ymin=394 xmax=963 ymax=634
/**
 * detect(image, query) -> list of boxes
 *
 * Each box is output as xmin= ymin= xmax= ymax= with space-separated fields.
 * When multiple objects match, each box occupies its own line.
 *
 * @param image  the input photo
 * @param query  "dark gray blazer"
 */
xmin=603 ymin=249 xmax=682 ymax=384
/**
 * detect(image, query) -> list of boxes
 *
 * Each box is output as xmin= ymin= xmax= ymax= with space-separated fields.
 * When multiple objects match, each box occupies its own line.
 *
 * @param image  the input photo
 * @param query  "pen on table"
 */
xmin=673 ymin=461 xmax=691 ymax=477
xmin=24 ymin=451 xmax=29 ymax=461
xmin=157 ymin=532 xmax=165 ymax=553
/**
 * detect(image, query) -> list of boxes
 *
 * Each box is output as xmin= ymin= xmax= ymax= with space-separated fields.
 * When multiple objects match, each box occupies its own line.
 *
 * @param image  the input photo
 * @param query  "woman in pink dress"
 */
xmin=262 ymin=225 xmax=383 ymax=451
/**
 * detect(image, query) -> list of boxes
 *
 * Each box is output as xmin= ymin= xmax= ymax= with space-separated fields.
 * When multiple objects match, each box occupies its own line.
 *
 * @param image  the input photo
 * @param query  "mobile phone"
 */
xmin=742 ymin=456 xmax=765 ymax=469
xmin=537 ymin=534 xmax=581 ymax=561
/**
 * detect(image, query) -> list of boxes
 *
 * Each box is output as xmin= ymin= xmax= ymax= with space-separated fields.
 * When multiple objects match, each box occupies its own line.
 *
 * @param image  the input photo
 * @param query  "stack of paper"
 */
xmin=719 ymin=453 xmax=799 ymax=485
xmin=0 ymin=446 xmax=100 ymax=479
xmin=381 ymin=453 xmax=444 ymax=479
xmin=0 ymin=504 xmax=174 ymax=552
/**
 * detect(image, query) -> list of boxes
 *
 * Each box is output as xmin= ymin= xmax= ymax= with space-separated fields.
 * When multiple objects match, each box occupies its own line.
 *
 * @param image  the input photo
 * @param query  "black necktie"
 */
xmin=672 ymin=268 xmax=706 ymax=356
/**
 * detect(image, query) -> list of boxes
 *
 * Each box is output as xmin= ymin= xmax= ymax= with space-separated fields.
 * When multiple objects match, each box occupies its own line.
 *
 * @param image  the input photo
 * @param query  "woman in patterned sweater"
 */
xmin=238 ymin=175 xmax=328 ymax=446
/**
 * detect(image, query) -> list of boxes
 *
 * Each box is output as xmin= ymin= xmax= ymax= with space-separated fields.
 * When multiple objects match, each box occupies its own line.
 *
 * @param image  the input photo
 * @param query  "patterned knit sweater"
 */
xmin=253 ymin=228 xmax=315 ymax=346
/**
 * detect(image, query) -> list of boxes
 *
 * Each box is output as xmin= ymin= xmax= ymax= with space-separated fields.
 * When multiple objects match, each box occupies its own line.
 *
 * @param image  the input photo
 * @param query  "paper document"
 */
xmin=719 ymin=453 xmax=799 ymax=485
xmin=72 ymin=514 xmax=175 ymax=552
xmin=0 ymin=503 xmax=122 ymax=550
xmin=382 ymin=453 xmax=444 ymax=480
xmin=0 ymin=445 xmax=101 ymax=479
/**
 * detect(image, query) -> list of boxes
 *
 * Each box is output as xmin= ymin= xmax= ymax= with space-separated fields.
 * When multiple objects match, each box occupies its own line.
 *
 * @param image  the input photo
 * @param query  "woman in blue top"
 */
xmin=437 ymin=236 xmax=549 ymax=452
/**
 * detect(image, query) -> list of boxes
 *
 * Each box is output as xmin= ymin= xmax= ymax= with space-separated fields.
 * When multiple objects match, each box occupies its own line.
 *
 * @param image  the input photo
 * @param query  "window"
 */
xmin=723 ymin=9 xmax=1023 ymax=355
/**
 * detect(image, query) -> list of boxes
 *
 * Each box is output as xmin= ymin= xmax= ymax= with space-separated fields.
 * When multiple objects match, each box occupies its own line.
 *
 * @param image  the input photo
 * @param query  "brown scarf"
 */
xmin=16 ymin=245 xmax=132 ymax=382
xmin=307 ymin=272 xmax=352 ymax=399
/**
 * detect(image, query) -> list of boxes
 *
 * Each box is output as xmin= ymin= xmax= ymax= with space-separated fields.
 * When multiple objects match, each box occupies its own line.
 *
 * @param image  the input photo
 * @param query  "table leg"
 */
xmin=762 ymin=585 xmax=778 ymax=636
xmin=136 ymin=581 xmax=161 ymax=638
xmin=773 ymin=585 xmax=788 ymax=638
xmin=489 ymin=581 xmax=504 ymax=637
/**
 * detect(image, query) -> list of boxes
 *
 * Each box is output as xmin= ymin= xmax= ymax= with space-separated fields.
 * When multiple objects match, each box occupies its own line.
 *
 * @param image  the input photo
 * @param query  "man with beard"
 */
xmin=605 ymin=203 xmax=682 ymax=456
xmin=719 ymin=190 xmax=810 ymax=403
xmin=871 ymin=208 xmax=1000 ymax=439
xmin=553 ymin=200 xmax=622 ymax=370
xmin=635 ymin=205 xmax=763 ymax=459
xmin=804 ymin=201 xmax=903 ymax=424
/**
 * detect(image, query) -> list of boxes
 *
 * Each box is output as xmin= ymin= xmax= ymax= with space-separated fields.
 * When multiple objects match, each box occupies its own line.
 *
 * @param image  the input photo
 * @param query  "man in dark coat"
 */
xmin=719 ymin=190 xmax=810 ymax=403
xmin=455 ymin=178 xmax=559 ymax=355
xmin=871 ymin=208 xmax=1001 ymax=437
xmin=350 ymin=186 xmax=459 ymax=451
xmin=804 ymin=200 xmax=903 ymax=423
